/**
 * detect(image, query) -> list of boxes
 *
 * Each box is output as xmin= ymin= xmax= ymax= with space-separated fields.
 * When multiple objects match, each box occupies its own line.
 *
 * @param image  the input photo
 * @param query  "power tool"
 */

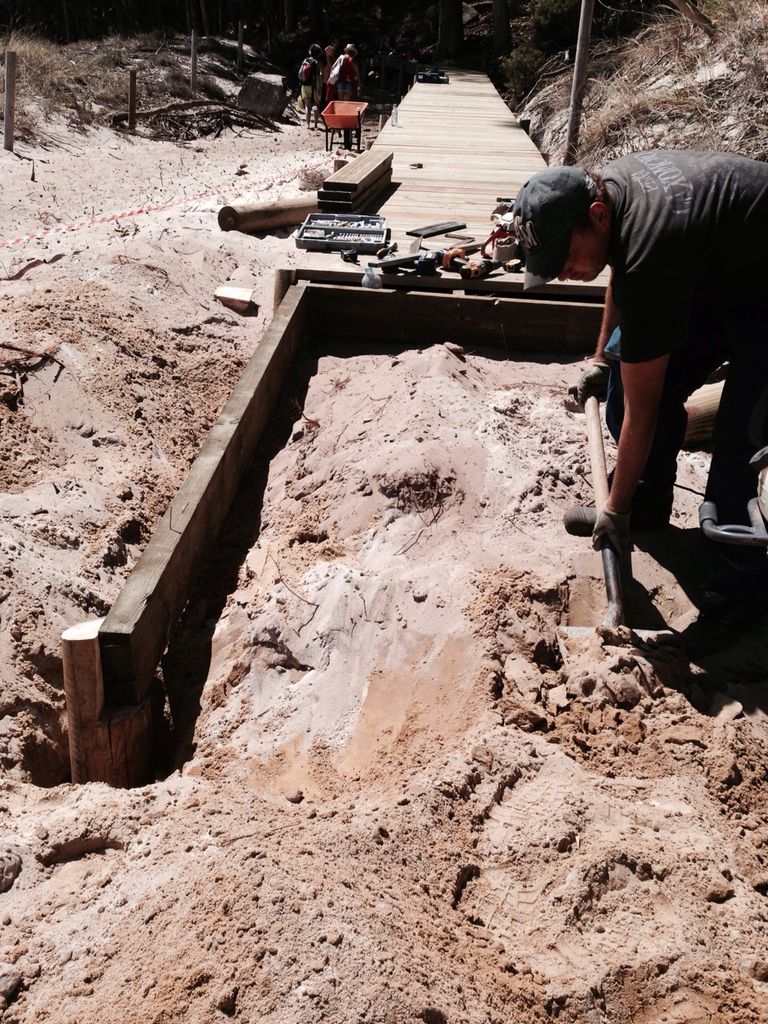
xmin=459 ymin=258 xmax=502 ymax=280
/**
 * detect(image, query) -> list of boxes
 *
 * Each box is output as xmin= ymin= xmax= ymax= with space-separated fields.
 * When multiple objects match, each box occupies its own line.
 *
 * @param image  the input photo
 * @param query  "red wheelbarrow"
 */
xmin=320 ymin=100 xmax=368 ymax=152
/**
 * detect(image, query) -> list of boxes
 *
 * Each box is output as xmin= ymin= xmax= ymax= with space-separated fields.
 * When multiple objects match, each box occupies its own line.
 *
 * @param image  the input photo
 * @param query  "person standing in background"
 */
xmin=335 ymin=44 xmax=361 ymax=100
xmin=324 ymin=38 xmax=339 ymax=103
xmin=298 ymin=44 xmax=324 ymax=127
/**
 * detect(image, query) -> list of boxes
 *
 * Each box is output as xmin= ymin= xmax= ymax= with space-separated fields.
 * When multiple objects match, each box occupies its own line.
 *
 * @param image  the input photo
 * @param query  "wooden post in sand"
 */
xmin=4 ymin=51 xmax=17 ymax=152
xmin=190 ymin=30 xmax=199 ymax=93
xmin=128 ymin=69 xmax=137 ymax=130
xmin=62 ymin=619 xmax=153 ymax=788
xmin=237 ymin=21 xmax=244 ymax=70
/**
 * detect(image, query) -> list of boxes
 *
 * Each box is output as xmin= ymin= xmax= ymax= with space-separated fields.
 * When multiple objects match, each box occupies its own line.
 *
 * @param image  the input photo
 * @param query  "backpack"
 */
xmin=298 ymin=57 xmax=315 ymax=85
xmin=329 ymin=54 xmax=345 ymax=85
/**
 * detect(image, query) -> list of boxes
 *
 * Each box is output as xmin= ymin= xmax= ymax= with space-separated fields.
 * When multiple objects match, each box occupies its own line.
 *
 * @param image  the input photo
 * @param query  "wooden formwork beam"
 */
xmin=98 ymin=280 xmax=310 ymax=706
xmin=305 ymin=284 xmax=601 ymax=353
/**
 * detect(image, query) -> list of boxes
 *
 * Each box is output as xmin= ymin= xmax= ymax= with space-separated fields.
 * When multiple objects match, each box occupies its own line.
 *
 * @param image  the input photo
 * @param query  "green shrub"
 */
xmin=501 ymin=43 xmax=546 ymax=102
xmin=529 ymin=0 xmax=580 ymax=52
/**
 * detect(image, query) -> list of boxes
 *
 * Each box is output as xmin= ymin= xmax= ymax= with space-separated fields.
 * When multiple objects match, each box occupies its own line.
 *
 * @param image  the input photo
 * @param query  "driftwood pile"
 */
xmin=111 ymin=99 xmax=278 ymax=140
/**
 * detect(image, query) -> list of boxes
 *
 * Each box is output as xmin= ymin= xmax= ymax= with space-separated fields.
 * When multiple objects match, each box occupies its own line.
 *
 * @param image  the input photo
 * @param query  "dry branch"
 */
xmin=111 ymin=98 xmax=275 ymax=132
xmin=667 ymin=0 xmax=716 ymax=38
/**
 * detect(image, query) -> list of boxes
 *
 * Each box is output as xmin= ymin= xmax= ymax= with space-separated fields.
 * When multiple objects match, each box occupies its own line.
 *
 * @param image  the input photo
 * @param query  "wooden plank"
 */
xmin=317 ymin=166 xmax=391 ymax=204
xmin=318 ymin=169 xmax=393 ymax=212
xmin=99 ymin=281 xmax=310 ymax=705
xmin=305 ymin=283 xmax=602 ymax=353
xmin=214 ymin=285 xmax=257 ymax=313
xmin=294 ymin=262 xmax=607 ymax=300
xmin=322 ymin=150 xmax=393 ymax=193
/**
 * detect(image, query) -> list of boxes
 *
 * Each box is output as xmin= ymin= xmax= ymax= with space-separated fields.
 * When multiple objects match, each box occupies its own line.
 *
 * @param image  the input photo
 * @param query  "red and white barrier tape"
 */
xmin=0 ymin=154 xmax=329 ymax=251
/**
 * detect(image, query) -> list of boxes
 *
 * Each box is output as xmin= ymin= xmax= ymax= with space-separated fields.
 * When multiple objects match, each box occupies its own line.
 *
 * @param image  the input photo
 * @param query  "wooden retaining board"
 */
xmin=98 ymin=282 xmax=309 ymax=705
xmin=305 ymin=283 xmax=602 ymax=352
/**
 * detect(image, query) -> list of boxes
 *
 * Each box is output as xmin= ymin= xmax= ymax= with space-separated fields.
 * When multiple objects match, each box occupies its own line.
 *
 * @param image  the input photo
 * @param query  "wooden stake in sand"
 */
xmin=4 ymin=51 xmax=17 ymax=153
xmin=62 ymin=618 xmax=153 ymax=788
xmin=128 ymin=69 xmax=137 ymax=130
xmin=190 ymin=30 xmax=198 ymax=93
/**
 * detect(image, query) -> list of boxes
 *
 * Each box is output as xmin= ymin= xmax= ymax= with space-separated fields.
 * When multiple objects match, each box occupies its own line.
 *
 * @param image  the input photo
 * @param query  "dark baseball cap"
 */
xmin=512 ymin=166 xmax=596 ymax=289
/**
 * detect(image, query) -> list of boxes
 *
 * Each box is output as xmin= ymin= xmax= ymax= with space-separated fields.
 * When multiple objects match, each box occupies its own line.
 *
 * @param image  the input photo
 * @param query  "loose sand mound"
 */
xmin=1 ymin=120 xmax=768 ymax=1023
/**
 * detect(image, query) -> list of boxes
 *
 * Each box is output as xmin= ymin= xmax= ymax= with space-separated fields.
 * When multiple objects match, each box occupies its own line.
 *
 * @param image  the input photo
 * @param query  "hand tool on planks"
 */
xmin=369 ymin=243 xmax=479 ymax=275
xmin=376 ymin=241 xmax=398 ymax=259
xmin=406 ymin=220 xmax=467 ymax=239
xmin=459 ymin=257 xmax=502 ymax=280
xmin=437 ymin=243 xmax=482 ymax=271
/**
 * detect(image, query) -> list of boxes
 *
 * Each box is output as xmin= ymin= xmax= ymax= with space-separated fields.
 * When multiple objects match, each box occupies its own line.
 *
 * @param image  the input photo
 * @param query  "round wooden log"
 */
xmin=62 ymin=618 xmax=153 ymax=788
xmin=683 ymin=380 xmax=724 ymax=449
xmin=218 ymin=196 xmax=318 ymax=233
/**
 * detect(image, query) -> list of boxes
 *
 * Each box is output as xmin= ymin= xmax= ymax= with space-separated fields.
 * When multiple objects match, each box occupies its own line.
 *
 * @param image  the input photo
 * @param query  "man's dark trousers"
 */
xmin=604 ymin=310 xmax=768 ymax=599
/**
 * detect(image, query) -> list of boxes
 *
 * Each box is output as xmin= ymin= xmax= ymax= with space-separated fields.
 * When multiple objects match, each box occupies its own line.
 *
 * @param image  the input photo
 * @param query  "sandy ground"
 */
xmin=1 ymin=113 xmax=768 ymax=1024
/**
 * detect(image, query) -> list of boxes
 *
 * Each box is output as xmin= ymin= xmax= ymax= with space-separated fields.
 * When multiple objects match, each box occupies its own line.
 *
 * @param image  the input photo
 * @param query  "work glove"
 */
xmin=570 ymin=360 xmax=610 ymax=406
xmin=592 ymin=507 xmax=631 ymax=558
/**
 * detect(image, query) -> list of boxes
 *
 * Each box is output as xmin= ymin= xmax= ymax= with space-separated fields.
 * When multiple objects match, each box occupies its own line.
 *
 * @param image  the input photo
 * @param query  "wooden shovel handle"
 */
xmin=584 ymin=395 xmax=625 ymax=627
xmin=584 ymin=395 xmax=610 ymax=509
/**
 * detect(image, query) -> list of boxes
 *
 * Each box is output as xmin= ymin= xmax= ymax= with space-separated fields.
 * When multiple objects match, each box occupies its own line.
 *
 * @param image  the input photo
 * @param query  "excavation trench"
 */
xmin=148 ymin=331 xmax=698 ymax=782
xmin=11 ymin=296 xmax=768 ymax=1024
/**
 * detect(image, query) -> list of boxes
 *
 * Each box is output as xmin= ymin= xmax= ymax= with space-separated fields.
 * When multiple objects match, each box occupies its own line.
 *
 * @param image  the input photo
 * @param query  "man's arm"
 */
xmin=593 ymin=278 xmax=619 ymax=362
xmin=573 ymin=278 xmax=620 ymax=405
xmin=607 ymin=353 xmax=670 ymax=513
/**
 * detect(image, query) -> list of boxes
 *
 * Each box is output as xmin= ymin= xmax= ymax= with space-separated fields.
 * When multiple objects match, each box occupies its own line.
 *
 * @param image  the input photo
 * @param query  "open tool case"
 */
xmin=295 ymin=213 xmax=389 ymax=254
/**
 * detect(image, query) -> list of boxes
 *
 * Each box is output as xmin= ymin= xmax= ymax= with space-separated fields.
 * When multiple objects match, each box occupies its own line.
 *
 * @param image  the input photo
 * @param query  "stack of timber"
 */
xmin=317 ymin=150 xmax=393 ymax=212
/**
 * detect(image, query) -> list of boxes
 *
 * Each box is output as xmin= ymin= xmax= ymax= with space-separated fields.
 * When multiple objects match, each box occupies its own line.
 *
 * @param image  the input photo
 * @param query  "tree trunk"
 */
xmin=437 ymin=0 xmax=463 ymax=60
xmin=308 ymin=0 xmax=323 ymax=38
xmin=198 ymin=0 xmax=210 ymax=35
xmin=493 ymin=0 xmax=511 ymax=55
xmin=284 ymin=0 xmax=296 ymax=32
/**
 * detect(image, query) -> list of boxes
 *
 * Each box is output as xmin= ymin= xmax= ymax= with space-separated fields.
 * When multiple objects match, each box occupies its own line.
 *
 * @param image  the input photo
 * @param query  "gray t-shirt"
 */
xmin=603 ymin=150 xmax=768 ymax=362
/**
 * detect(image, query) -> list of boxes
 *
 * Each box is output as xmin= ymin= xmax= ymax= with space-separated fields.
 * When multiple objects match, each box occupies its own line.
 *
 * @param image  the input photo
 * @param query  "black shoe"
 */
xmin=680 ymin=591 xmax=768 ymax=660
xmin=562 ymin=505 xmax=670 ymax=537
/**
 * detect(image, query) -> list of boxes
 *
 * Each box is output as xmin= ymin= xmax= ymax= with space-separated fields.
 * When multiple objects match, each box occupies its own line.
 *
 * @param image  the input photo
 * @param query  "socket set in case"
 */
xmin=295 ymin=213 xmax=389 ymax=253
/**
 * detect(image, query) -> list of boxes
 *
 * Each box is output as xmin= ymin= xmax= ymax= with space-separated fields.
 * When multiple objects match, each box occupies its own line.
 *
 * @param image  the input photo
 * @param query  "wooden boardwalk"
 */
xmin=297 ymin=69 xmax=607 ymax=298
